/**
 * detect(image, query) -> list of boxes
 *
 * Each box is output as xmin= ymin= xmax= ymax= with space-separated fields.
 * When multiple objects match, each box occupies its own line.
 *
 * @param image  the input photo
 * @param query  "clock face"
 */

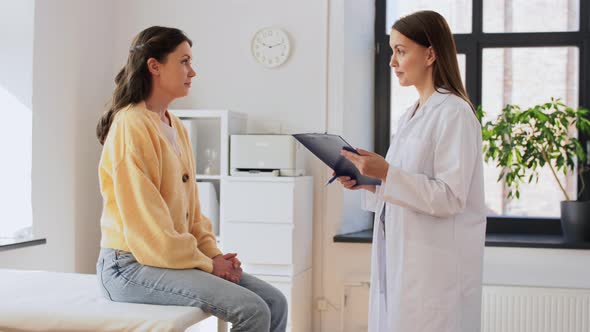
xmin=251 ymin=27 xmax=291 ymax=68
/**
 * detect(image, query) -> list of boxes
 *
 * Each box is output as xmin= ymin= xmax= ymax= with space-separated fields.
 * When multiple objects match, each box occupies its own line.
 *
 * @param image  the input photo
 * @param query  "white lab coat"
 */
xmin=362 ymin=89 xmax=486 ymax=332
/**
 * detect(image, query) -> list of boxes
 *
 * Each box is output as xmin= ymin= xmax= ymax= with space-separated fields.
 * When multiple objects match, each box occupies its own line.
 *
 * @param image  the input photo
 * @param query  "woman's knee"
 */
xmin=271 ymin=287 xmax=288 ymax=314
xmin=235 ymin=294 xmax=271 ymax=330
xmin=246 ymin=295 xmax=271 ymax=320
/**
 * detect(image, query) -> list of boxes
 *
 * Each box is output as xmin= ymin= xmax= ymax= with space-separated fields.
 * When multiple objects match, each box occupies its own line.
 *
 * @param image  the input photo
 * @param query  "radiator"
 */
xmin=482 ymin=285 xmax=590 ymax=332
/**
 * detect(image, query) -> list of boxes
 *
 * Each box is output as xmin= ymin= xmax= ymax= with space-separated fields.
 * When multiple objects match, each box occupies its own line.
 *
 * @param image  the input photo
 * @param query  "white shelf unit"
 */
xmin=195 ymin=175 xmax=221 ymax=181
xmin=221 ymin=176 xmax=313 ymax=332
xmin=171 ymin=109 xmax=247 ymax=240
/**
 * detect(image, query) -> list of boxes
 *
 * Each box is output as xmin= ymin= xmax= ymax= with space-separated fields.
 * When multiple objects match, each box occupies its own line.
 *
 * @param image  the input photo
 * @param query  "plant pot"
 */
xmin=560 ymin=200 xmax=590 ymax=242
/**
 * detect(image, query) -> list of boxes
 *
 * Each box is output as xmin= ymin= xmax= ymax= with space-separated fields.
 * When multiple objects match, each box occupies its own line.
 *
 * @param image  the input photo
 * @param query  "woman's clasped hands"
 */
xmin=212 ymin=253 xmax=242 ymax=283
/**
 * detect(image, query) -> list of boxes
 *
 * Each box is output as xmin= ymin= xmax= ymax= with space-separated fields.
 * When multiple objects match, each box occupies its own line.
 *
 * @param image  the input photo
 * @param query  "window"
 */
xmin=483 ymin=0 xmax=580 ymax=33
xmin=375 ymin=0 xmax=590 ymax=218
xmin=0 ymin=1 xmax=34 ymax=240
xmin=0 ymin=86 xmax=33 ymax=238
xmin=386 ymin=0 xmax=472 ymax=34
xmin=482 ymin=47 xmax=579 ymax=216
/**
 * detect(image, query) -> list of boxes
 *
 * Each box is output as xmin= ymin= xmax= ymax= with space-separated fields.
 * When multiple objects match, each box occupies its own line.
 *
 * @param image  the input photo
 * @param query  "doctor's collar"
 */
xmin=404 ymin=87 xmax=454 ymax=121
xmin=418 ymin=88 xmax=451 ymax=111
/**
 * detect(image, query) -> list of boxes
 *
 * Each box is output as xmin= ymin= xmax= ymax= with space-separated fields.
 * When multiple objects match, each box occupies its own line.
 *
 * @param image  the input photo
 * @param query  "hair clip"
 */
xmin=129 ymin=44 xmax=145 ymax=53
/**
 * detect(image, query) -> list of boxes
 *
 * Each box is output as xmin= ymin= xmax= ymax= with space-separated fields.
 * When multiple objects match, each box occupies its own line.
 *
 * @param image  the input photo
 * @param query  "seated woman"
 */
xmin=95 ymin=26 xmax=287 ymax=332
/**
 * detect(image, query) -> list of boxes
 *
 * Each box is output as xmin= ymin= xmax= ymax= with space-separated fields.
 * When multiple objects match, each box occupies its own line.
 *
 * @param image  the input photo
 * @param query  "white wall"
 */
xmin=0 ymin=0 xmax=34 ymax=239
xmin=112 ymin=0 xmax=328 ymax=135
xmin=483 ymin=247 xmax=590 ymax=288
xmin=0 ymin=0 xmax=113 ymax=273
xmin=71 ymin=1 xmax=115 ymax=273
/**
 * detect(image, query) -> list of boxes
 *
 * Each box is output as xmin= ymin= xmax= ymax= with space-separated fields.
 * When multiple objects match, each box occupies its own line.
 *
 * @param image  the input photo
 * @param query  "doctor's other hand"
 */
xmin=340 ymin=148 xmax=389 ymax=182
xmin=333 ymin=172 xmax=376 ymax=193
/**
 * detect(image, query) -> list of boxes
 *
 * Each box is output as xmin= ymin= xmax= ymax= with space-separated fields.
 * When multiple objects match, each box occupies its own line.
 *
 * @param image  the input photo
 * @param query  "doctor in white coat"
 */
xmin=338 ymin=10 xmax=486 ymax=332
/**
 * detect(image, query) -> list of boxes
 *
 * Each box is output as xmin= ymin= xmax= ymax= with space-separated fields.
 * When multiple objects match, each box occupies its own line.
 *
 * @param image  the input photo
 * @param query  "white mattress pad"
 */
xmin=0 ymin=269 xmax=211 ymax=332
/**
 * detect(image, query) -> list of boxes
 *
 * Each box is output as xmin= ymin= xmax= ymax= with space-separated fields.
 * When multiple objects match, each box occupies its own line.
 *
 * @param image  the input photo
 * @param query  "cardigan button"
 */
xmin=186 ymin=212 xmax=189 ymax=220
xmin=182 ymin=174 xmax=189 ymax=183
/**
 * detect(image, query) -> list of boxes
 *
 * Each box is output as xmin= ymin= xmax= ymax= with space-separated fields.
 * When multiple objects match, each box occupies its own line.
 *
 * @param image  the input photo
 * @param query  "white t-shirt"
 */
xmin=160 ymin=119 xmax=181 ymax=156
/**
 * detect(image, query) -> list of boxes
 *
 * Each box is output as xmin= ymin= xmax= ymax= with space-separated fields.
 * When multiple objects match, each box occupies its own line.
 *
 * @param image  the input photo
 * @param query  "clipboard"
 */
xmin=293 ymin=133 xmax=382 ymax=186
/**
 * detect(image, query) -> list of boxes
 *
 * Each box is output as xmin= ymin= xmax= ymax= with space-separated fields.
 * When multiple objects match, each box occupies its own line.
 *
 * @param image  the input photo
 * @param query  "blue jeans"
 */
xmin=96 ymin=248 xmax=288 ymax=332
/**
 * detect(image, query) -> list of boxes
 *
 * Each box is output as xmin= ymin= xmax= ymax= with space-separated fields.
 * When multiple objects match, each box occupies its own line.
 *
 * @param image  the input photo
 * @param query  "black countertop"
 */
xmin=333 ymin=216 xmax=590 ymax=249
xmin=334 ymin=230 xmax=590 ymax=249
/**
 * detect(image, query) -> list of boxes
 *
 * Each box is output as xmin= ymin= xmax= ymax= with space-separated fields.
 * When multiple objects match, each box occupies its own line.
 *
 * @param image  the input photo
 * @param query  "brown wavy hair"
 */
xmin=96 ymin=26 xmax=192 ymax=145
xmin=392 ymin=10 xmax=475 ymax=113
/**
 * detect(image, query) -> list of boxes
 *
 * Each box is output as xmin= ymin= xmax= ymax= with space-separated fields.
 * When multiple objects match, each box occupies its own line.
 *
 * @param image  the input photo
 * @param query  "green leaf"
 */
xmin=475 ymin=105 xmax=485 ymax=124
xmin=557 ymin=155 xmax=565 ymax=168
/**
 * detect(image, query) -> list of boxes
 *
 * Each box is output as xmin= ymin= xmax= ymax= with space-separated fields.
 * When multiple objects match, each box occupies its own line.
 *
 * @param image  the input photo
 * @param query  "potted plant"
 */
xmin=477 ymin=99 xmax=590 ymax=242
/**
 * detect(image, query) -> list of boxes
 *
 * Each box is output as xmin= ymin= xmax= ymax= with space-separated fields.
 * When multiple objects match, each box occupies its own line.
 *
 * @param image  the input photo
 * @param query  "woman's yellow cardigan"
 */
xmin=98 ymin=102 xmax=222 ymax=272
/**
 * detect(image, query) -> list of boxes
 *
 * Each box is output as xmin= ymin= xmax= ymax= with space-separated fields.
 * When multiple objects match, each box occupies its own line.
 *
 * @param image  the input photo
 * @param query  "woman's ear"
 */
xmin=146 ymin=58 xmax=160 ymax=76
xmin=426 ymin=47 xmax=436 ymax=66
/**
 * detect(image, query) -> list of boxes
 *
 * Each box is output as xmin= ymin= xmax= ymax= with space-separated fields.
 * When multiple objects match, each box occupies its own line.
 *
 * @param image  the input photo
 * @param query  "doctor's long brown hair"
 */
xmin=392 ymin=10 xmax=475 ymax=113
xmin=96 ymin=26 xmax=192 ymax=145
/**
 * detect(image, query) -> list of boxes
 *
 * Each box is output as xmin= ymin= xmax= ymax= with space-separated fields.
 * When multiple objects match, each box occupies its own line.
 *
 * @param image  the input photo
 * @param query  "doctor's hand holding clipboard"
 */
xmin=335 ymin=148 xmax=389 ymax=193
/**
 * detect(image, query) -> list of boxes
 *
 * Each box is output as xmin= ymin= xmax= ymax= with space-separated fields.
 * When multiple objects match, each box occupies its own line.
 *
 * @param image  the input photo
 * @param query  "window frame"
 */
xmin=374 ymin=0 xmax=590 ymax=229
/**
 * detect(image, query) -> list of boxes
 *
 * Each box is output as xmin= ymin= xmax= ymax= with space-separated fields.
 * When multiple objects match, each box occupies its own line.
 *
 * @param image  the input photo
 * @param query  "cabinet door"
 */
xmin=222 ymin=222 xmax=293 ymax=265
xmin=250 ymin=275 xmax=293 ymax=329
xmin=223 ymin=181 xmax=293 ymax=223
xmin=254 ymin=271 xmax=312 ymax=332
